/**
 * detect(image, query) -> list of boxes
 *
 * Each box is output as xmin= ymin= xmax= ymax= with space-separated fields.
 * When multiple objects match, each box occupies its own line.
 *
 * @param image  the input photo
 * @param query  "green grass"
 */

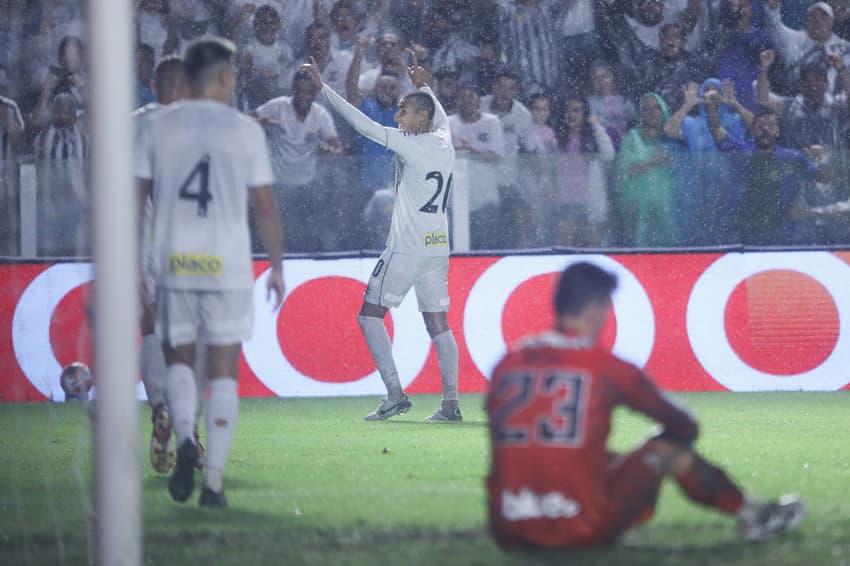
xmin=1 ymin=393 xmax=850 ymax=565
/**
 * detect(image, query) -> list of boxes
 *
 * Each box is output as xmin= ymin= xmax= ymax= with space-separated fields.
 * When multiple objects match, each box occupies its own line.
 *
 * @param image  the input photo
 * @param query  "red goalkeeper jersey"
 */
xmin=486 ymin=329 xmax=697 ymax=548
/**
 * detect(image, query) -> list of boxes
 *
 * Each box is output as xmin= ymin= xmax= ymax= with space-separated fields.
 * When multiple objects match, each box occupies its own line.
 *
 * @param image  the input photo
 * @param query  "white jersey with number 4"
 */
xmin=134 ymin=99 xmax=274 ymax=291
xmin=321 ymin=84 xmax=454 ymax=257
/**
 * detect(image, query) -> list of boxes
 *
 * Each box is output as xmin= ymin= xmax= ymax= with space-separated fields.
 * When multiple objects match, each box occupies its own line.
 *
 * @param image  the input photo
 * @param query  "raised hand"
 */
xmin=683 ymin=81 xmax=700 ymax=107
xmin=721 ymin=79 xmax=737 ymax=105
xmin=356 ymin=34 xmax=374 ymax=53
xmin=760 ymin=48 xmax=776 ymax=71
xmin=299 ymin=57 xmax=324 ymax=89
xmin=406 ymin=49 xmax=428 ymax=89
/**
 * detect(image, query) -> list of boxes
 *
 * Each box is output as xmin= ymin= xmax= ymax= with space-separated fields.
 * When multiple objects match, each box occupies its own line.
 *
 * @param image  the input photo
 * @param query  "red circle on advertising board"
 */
xmin=501 ymin=274 xmax=617 ymax=350
xmin=49 ymin=283 xmax=93 ymax=370
xmin=724 ymin=270 xmax=839 ymax=375
xmin=277 ymin=277 xmax=393 ymax=382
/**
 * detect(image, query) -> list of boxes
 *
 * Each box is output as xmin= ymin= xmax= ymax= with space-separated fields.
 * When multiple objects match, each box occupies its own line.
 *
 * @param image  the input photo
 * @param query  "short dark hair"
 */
xmin=153 ymin=55 xmax=186 ymax=88
xmin=493 ymin=66 xmax=519 ymax=82
xmin=57 ymin=35 xmax=84 ymax=64
xmin=305 ymin=20 xmax=329 ymax=39
xmin=554 ymin=262 xmax=618 ymax=316
xmin=183 ymin=36 xmax=236 ymax=87
xmin=255 ymin=5 xmax=281 ymax=22
xmin=754 ymin=106 xmax=777 ymax=120
xmin=402 ymin=91 xmax=435 ymax=121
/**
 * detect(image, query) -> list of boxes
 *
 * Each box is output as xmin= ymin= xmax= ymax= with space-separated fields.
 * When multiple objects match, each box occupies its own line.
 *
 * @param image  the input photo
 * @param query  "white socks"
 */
xmin=433 ymin=330 xmax=459 ymax=401
xmin=358 ymin=315 xmax=403 ymax=400
xmin=140 ymin=334 xmax=167 ymax=409
xmin=165 ymin=363 xmax=197 ymax=445
xmin=205 ymin=378 xmax=238 ymax=493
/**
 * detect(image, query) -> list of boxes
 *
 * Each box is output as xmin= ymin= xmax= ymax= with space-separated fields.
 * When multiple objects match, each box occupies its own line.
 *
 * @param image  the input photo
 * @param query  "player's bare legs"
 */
xmin=422 ymin=311 xmax=461 ymax=422
xmin=358 ymin=301 xmax=412 ymax=420
xmin=140 ymin=303 xmax=173 ymax=473
xmin=643 ymin=437 xmax=806 ymax=541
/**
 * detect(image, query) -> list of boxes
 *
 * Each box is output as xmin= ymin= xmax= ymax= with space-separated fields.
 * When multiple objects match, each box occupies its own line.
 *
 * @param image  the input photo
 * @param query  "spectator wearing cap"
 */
xmin=763 ymin=0 xmax=850 ymax=96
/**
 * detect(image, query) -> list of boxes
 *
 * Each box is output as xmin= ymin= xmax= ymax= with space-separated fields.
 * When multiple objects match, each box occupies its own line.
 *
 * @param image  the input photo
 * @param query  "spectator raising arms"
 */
xmin=708 ymin=107 xmax=829 ymax=245
xmin=345 ymin=36 xmax=400 ymax=196
xmin=763 ymin=0 xmax=850 ymax=96
xmin=254 ymin=70 xmax=341 ymax=253
xmin=664 ymin=79 xmax=752 ymax=245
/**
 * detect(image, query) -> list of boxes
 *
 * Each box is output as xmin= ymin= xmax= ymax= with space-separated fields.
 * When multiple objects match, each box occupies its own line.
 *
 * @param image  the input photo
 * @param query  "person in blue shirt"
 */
xmin=707 ymin=106 xmax=826 ymax=245
xmin=345 ymin=35 xmax=401 ymax=196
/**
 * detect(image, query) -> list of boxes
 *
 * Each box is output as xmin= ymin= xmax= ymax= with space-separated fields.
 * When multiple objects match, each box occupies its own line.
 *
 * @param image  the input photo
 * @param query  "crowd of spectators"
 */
xmin=2 ymin=0 xmax=850 ymax=256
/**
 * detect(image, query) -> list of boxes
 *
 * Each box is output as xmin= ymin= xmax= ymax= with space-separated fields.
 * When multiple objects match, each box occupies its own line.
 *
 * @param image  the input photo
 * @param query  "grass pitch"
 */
xmin=1 ymin=393 xmax=849 ymax=566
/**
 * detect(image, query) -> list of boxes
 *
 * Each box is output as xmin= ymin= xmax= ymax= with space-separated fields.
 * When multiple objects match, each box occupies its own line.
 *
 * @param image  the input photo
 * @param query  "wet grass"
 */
xmin=1 ymin=393 xmax=849 ymax=565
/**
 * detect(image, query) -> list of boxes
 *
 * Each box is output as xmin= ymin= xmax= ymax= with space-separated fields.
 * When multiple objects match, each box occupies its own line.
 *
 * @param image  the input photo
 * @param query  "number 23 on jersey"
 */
xmin=490 ymin=369 xmax=589 ymax=448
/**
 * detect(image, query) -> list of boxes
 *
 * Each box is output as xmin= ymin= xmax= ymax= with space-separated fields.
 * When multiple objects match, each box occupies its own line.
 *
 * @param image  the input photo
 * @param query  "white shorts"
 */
xmin=364 ymin=250 xmax=450 ymax=312
xmin=156 ymin=288 xmax=254 ymax=347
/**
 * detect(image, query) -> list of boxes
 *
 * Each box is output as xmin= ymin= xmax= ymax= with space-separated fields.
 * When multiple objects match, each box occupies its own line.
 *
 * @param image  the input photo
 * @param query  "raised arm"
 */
xmin=664 ymin=82 xmax=701 ymax=140
xmin=304 ymin=59 xmax=389 ymax=145
xmin=762 ymin=0 xmax=805 ymax=64
xmin=721 ymin=79 xmax=753 ymax=128
xmin=346 ymin=35 xmax=371 ymax=107
xmin=406 ymin=50 xmax=448 ymax=133
xmin=757 ymin=49 xmax=784 ymax=115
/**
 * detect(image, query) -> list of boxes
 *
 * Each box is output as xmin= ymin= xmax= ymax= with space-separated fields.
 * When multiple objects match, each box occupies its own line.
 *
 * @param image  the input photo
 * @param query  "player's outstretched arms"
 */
xmin=301 ymin=57 xmax=388 ymax=146
xmin=251 ymin=185 xmax=285 ymax=309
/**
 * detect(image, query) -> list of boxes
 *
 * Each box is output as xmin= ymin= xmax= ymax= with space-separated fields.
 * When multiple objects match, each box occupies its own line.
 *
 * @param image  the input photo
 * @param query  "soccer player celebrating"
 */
xmin=135 ymin=37 xmax=284 ymax=507
xmin=300 ymin=53 xmax=461 ymax=422
xmin=487 ymin=261 xmax=806 ymax=547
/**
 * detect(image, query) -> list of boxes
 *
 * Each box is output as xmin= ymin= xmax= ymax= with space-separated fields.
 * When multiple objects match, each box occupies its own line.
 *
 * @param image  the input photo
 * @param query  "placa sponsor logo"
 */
xmin=502 ymin=488 xmax=581 ymax=521
xmin=424 ymin=231 xmax=448 ymax=247
xmin=169 ymin=254 xmax=223 ymax=276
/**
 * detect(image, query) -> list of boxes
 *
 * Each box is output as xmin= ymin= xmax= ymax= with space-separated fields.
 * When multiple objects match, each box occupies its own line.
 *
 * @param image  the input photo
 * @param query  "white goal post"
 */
xmin=87 ymin=0 xmax=141 ymax=564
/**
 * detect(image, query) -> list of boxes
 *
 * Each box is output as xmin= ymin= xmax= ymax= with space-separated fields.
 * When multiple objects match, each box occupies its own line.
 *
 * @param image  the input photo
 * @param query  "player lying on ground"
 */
xmin=487 ymin=261 xmax=806 ymax=548
xmin=300 ymin=54 xmax=461 ymax=422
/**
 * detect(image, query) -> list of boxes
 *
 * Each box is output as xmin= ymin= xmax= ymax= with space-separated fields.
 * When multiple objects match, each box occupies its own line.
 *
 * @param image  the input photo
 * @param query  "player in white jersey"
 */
xmin=135 ymin=37 xmax=284 ymax=507
xmin=133 ymin=55 xmax=190 ymax=476
xmin=302 ymin=53 xmax=462 ymax=422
